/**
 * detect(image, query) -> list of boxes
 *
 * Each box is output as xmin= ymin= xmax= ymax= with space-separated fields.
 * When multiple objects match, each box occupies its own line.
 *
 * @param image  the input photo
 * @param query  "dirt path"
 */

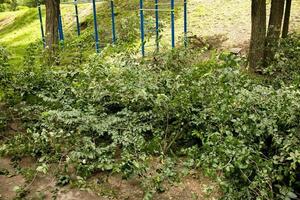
xmin=0 ymin=157 xmax=220 ymax=200
xmin=183 ymin=0 xmax=252 ymax=49
xmin=186 ymin=0 xmax=300 ymax=48
xmin=157 ymin=0 xmax=300 ymax=52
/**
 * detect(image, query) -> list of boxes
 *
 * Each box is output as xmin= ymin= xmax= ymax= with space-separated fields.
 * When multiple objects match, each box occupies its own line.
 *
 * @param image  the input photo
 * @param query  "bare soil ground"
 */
xmin=158 ymin=0 xmax=300 ymax=53
xmin=0 ymin=157 xmax=221 ymax=200
xmin=0 ymin=117 xmax=220 ymax=200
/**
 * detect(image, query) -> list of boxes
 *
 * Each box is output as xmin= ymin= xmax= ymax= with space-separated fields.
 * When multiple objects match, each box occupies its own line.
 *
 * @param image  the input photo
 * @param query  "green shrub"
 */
xmin=184 ymin=69 xmax=300 ymax=199
xmin=0 ymin=46 xmax=9 ymax=66
xmin=19 ymin=0 xmax=43 ymax=7
xmin=0 ymin=47 xmax=9 ymax=133
xmin=9 ymin=0 xmax=17 ymax=10
xmin=264 ymin=34 xmax=300 ymax=84
xmin=0 ymin=46 xmax=10 ymax=100
xmin=0 ymin=109 xmax=7 ymax=132
xmin=0 ymin=3 xmax=5 ymax=12
xmin=1 ymin=43 xmax=300 ymax=199
xmin=0 ymin=3 xmax=10 ymax=12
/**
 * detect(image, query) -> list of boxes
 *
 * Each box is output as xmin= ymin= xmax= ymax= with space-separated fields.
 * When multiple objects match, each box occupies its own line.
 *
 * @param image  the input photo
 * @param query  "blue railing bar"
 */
xmin=155 ymin=0 xmax=159 ymax=52
xmin=61 ymin=0 xmax=104 ymax=4
xmin=74 ymin=0 xmax=81 ymax=36
xmin=110 ymin=0 xmax=116 ymax=43
xmin=171 ymin=0 xmax=175 ymax=48
xmin=184 ymin=0 xmax=187 ymax=47
xmin=58 ymin=12 xmax=65 ymax=42
xmin=139 ymin=0 xmax=145 ymax=57
xmin=92 ymin=0 xmax=100 ymax=53
xmin=37 ymin=4 xmax=45 ymax=48
xmin=140 ymin=8 xmax=174 ymax=12
xmin=155 ymin=1 xmax=181 ymax=4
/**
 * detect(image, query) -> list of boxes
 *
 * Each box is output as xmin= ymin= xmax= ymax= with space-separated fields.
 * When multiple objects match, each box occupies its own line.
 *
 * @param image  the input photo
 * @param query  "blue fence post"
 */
xmin=74 ymin=0 xmax=80 ymax=36
xmin=37 ymin=3 xmax=45 ymax=48
xmin=171 ymin=0 xmax=175 ymax=49
xmin=58 ymin=11 xmax=64 ymax=42
xmin=92 ymin=0 xmax=100 ymax=53
xmin=155 ymin=0 xmax=159 ymax=52
xmin=139 ymin=0 xmax=145 ymax=57
xmin=184 ymin=0 xmax=187 ymax=47
xmin=110 ymin=0 xmax=116 ymax=44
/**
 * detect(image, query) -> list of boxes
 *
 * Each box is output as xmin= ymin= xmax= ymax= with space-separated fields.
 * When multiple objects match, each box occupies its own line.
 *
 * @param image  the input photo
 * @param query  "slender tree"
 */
xmin=265 ymin=0 xmax=285 ymax=62
xmin=267 ymin=0 xmax=285 ymax=40
xmin=45 ymin=0 xmax=60 ymax=52
xmin=282 ymin=0 xmax=292 ymax=38
xmin=249 ymin=0 xmax=267 ymax=70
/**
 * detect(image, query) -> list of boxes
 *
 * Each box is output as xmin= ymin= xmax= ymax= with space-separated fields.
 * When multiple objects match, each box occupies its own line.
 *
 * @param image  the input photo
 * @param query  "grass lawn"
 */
xmin=0 ymin=4 xmax=91 ymax=67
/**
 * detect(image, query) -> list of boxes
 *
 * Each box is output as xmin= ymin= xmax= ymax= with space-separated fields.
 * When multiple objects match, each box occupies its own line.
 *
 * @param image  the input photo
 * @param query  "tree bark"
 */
xmin=265 ymin=0 xmax=285 ymax=62
xmin=45 ymin=0 xmax=60 ymax=52
xmin=249 ymin=0 xmax=267 ymax=70
xmin=267 ymin=0 xmax=285 ymax=39
xmin=282 ymin=0 xmax=292 ymax=38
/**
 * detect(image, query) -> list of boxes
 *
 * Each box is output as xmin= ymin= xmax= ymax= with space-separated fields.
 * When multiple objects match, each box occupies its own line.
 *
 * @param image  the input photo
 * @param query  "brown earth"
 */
xmin=0 ymin=157 xmax=220 ymax=200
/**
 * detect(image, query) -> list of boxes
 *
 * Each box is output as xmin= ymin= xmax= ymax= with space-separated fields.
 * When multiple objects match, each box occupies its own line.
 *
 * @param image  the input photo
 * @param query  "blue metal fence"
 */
xmin=74 ymin=0 xmax=81 ymax=36
xmin=58 ymin=12 xmax=65 ymax=43
xmin=37 ymin=3 xmax=45 ymax=48
xmin=171 ymin=0 xmax=175 ymax=49
xmin=155 ymin=0 xmax=159 ymax=52
xmin=184 ymin=0 xmax=187 ymax=47
xmin=139 ymin=0 xmax=188 ymax=56
xmin=110 ymin=0 xmax=116 ymax=44
xmin=37 ymin=0 xmax=188 ymax=55
xmin=92 ymin=0 xmax=100 ymax=53
xmin=139 ymin=0 xmax=145 ymax=57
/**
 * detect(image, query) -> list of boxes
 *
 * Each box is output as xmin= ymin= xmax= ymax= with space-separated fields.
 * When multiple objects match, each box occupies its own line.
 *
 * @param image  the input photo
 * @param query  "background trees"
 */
xmin=282 ymin=0 xmax=292 ymax=38
xmin=249 ymin=0 xmax=266 ymax=70
xmin=249 ymin=0 xmax=293 ymax=70
xmin=0 ymin=0 xmax=17 ymax=11
xmin=45 ymin=0 xmax=60 ymax=53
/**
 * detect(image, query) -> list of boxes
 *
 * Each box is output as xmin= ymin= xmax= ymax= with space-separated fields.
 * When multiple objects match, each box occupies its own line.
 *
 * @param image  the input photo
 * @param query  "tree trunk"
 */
xmin=267 ymin=0 xmax=285 ymax=39
xmin=282 ymin=0 xmax=292 ymax=38
xmin=249 ymin=0 xmax=267 ymax=70
xmin=45 ymin=0 xmax=60 ymax=52
xmin=265 ymin=0 xmax=285 ymax=62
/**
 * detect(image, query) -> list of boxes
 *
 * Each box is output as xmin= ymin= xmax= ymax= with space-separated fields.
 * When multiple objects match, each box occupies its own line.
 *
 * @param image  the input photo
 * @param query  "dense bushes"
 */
xmin=264 ymin=34 xmax=300 ymax=84
xmin=0 ymin=46 xmax=10 ymax=100
xmin=0 ymin=3 xmax=8 ymax=12
xmin=0 ymin=0 xmax=17 ymax=11
xmin=0 ymin=46 xmax=9 ymax=66
xmin=19 ymin=0 xmax=43 ymax=7
xmin=187 ymin=72 xmax=300 ymax=199
xmin=1 ymin=36 xmax=300 ymax=199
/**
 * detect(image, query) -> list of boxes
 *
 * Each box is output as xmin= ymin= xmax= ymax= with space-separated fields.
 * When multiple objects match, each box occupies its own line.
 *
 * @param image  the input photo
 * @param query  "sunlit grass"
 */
xmin=0 ymin=4 xmax=91 ymax=65
xmin=0 ymin=11 xmax=40 ymax=46
xmin=0 ymin=8 xmax=27 ymax=21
